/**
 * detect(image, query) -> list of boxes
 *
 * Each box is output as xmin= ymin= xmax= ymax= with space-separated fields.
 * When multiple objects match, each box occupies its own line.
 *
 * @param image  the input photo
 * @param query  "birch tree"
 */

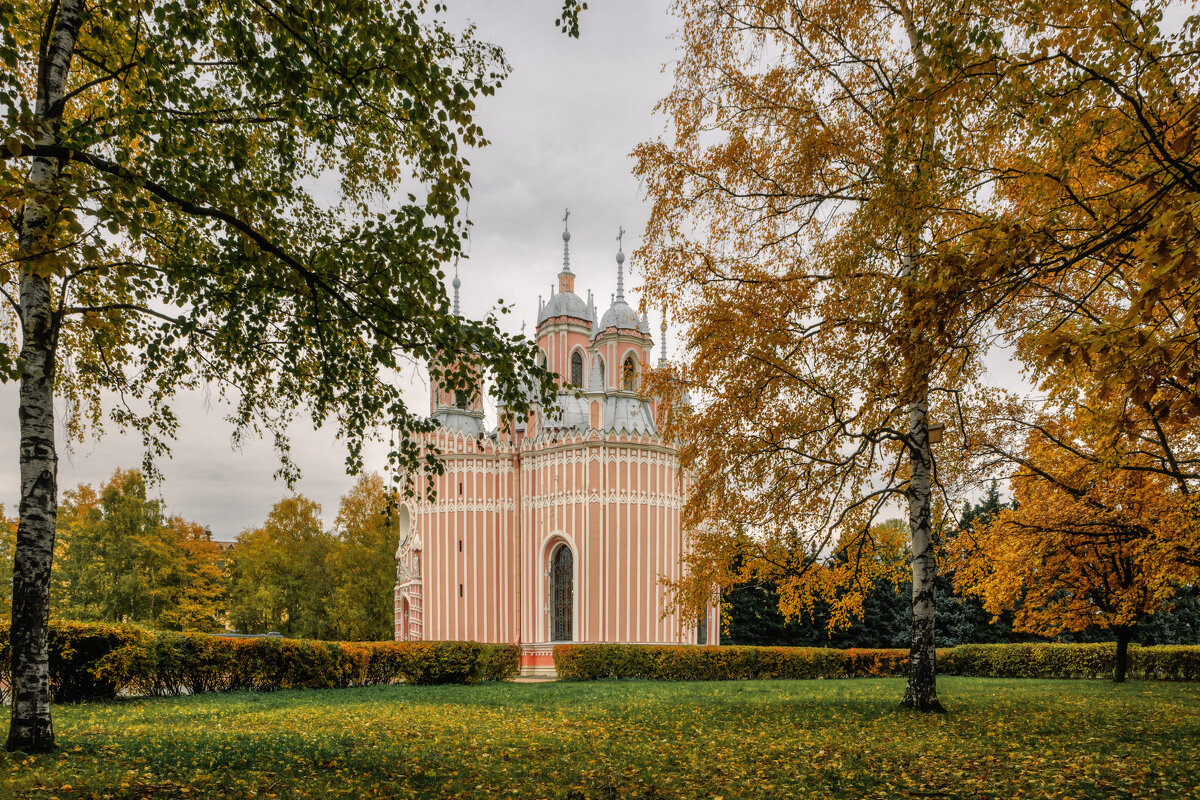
xmin=636 ymin=0 xmax=1005 ymax=711
xmin=958 ymin=1 xmax=1200 ymax=496
xmin=0 ymin=0 xmax=551 ymax=752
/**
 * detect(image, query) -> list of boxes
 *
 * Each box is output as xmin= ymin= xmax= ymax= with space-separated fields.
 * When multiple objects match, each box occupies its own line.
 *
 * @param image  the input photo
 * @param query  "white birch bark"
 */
xmin=901 ymin=393 xmax=944 ymax=710
xmin=7 ymin=0 xmax=83 ymax=753
xmin=895 ymin=1 xmax=944 ymax=713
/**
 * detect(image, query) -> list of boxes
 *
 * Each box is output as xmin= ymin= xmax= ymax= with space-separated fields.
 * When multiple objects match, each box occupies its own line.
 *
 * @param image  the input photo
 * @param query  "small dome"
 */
xmin=542 ymin=392 xmax=590 ymax=432
xmin=598 ymin=299 xmax=640 ymax=332
xmin=563 ymin=229 xmax=571 ymax=242
xmin=452 ymin=275 xmax=461 ymax=289
xmin=537 ymin=290 xmax=592 ymax=325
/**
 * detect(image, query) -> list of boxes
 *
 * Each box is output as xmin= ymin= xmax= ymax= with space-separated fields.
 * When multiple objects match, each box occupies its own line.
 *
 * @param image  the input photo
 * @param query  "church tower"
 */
xmin=429 ymin=273 xmax=486 ymax=436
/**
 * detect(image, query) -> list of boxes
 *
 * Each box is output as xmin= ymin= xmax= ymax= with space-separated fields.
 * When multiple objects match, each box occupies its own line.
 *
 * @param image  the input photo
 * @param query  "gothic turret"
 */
xmin=430 ymin=271 xmax=485 ymax=435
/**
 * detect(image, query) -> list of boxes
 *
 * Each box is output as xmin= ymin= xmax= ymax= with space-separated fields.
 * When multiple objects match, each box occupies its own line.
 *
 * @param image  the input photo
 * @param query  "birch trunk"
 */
xmin=895 ymin=3 xmax=943 ymax=713
xmin=900 ymin=394 xmax=944 ymax=711
xmin=6 ymin=0 xmax=82 ymax=754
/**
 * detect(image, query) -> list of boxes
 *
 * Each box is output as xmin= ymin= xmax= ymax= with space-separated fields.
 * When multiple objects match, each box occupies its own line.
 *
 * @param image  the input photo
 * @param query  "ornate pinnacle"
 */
xmin=615 ymin=226 xmax=626 ymax=301
xmin=561 ymin=208 xmax=573 ymax=275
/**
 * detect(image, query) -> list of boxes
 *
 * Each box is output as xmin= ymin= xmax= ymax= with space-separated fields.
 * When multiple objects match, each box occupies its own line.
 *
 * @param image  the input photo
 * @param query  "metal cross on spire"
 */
xmin=616 ymin=225 xmax=625 ymax=250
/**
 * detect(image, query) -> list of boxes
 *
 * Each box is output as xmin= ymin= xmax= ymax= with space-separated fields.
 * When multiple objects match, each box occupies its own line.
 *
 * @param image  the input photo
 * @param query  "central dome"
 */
xmin=537 ymin=290 xmax=592 ymax=325
xmin=598 ymin=298 xmax=639 ymax=331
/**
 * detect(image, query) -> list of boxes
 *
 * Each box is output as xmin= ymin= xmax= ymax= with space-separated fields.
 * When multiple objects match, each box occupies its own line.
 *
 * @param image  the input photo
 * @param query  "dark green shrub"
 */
xmin=0 ymin=623 xmax=516 ymax=703
xmin=0 ymin=621 xmax=155 ymax=702
xmin=1131 ymin=645 xmax=1200 ymax=680
xmin=938 ymin=643 xmax=1116 ymax=678
xmin=480 ymin=644 xmax=521 ymax=682
xmin=554 ymin=644 xmax=909 ymax=681
xmin=555 ymin=642 xmax=1200 ymax=682
xmin=397 ymin=641 xmax=486 ymax=685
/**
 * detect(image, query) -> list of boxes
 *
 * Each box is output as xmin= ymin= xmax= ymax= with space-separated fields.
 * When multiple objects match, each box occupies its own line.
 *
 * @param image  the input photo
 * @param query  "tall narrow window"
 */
xmin=598 ymin=357 xmax=606 ymax=388
xmin=622 ymin=355 xmax=637 ymax=391
xmin=697 ymin=608 xmax=708 ymax=645
xmin=550 ymin=544 xmax=574 ymax=642
xmin=571 ymin=351 xmax=584 ymax=388
xmin=455 ymin=391 xmax=469 ymax=410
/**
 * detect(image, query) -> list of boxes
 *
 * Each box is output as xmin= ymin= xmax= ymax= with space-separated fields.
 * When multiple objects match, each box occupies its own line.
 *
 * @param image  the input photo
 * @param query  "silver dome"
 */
xmin=537 ymin=290 xmax=592 ymax=326
xmin=598 ymin=299 xmax=640 ymax=332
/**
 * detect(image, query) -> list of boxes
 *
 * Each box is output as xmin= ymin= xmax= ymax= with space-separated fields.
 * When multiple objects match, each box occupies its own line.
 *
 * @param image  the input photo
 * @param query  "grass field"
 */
xmin=2 ymin=677 xmax=1198 ymax=799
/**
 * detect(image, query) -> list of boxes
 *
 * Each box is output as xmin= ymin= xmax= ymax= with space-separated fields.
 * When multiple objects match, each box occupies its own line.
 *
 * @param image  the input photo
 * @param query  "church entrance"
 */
xmin=550 ymin=544 xmax=573 ymax=642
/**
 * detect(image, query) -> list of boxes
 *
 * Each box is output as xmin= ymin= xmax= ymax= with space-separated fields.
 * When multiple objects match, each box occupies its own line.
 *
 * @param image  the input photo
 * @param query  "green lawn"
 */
xmin=2 ymin=678 xmax=1198 ymax=799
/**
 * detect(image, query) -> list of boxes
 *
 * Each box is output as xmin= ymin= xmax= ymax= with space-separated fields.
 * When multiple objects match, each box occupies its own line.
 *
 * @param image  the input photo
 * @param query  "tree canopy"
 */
xmin=51 ymin=469 xmax=223 ymax=632
xmin=634 ymin=0 xmax=1008 ymax=711
xmin=637 ymin=0 xmax=1200 ymax=706
xmin=1 ymin=0 xmax=553 ymax=752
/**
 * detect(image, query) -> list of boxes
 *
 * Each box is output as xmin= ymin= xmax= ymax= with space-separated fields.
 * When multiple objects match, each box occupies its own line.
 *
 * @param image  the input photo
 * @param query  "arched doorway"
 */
xmin=549 ymin=544 xmax=574 ymax=642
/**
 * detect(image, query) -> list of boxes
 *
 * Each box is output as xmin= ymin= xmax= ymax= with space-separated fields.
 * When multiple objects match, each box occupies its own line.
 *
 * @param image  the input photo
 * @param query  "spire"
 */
xmin=615 ymin=226 xmax=626 ymax=301
xmin=452 ymin=260 xmax=461 ymax=316
xmin=561 ymin=208 xmax=573 ymax=275
xmin=660 ymin=318 xmax=667 ymax=364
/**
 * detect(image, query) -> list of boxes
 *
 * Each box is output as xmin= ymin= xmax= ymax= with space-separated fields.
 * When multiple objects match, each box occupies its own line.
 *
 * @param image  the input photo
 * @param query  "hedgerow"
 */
xmin=554 ymin=644 xmax=909 ymax=680
xmin=0 ymin=622 xmax=520 ymax=702
xmin=554 ymin=642 xmax=1200 ymax=681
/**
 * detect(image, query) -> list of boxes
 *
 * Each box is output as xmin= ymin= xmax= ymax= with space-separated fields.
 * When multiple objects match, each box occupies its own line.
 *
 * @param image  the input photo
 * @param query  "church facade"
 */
xmin=393 ymin=222 xmax=717 ymax=675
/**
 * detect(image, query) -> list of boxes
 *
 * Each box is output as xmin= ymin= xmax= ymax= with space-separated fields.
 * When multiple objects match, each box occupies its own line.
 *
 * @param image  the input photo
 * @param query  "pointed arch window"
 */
xmin=598 ymin=357 xmax=606 ymax=388
xmin=622 ymin=355 xmax=637 ymax=392
xmin=550 ymin=544 xmax=574 ymax=642
xmin=571 ymin=351 xmax=584 ymax=388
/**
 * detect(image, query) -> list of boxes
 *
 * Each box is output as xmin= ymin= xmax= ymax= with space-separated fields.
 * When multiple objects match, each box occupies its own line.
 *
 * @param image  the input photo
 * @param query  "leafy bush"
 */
xmin=397 ymin=641 xmax=485 ymax=685
xmin=1131 ymin=645 xmax=1200 ymax=680
xmin=940 ymin=642 xmax=1200 ymax=681
xmin=480 ymin=644 xmax=522 ymax=682
xmin=554 ymin=644 xmax=910 ymax=681
xmin=0 ymin=621 xmax=155 ymax=703
xmin=0 ymin=622 xmax=517 ymax=702
xmin=556 ymin=642 xmax=1200 ymax=681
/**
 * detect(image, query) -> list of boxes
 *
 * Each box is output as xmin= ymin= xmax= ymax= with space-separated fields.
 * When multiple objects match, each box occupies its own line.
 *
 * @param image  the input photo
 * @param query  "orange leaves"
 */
xmin=952 ymin=413 xmax=1200 ymax=639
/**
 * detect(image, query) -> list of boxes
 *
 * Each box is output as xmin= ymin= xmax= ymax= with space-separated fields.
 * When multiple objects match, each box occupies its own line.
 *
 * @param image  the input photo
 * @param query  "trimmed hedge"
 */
xmin=554 ymin=644 xmax=908 ymax=681
xmin=0 ymin=622 xmax=520 ymax=703
xmin=937 ymin=643 xmax=1200 ymax=681
xmin=554 ymin=642 xmax=1200 ymax=682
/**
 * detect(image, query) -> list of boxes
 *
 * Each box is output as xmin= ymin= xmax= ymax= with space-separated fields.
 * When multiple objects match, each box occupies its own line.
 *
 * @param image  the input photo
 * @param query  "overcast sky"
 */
xmin=0 ymin=1 xmax=682 ymax=540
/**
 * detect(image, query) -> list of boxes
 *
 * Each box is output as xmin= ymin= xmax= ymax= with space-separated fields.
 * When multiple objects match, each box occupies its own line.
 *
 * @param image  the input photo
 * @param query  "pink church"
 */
xmin=393 ymin=220 xmax=718 ymax=675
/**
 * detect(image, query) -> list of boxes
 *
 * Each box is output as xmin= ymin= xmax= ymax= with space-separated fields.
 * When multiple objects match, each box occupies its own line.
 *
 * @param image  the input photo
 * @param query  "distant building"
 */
xmin=394 ymin=218 xmax=717 ymax=675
